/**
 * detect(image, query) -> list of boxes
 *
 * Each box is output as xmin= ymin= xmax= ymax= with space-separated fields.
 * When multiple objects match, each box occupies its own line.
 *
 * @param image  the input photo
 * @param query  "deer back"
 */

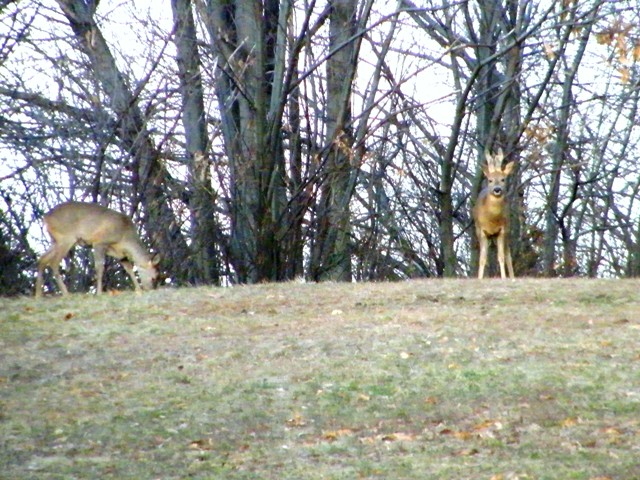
xmin=45 ymin=202 xmax=139 ymax=247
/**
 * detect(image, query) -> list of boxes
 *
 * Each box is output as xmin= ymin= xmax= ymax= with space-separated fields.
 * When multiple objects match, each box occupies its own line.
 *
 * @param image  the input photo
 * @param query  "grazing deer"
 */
xmin=472 ymin=149 xmax=515 ymax=279
xmin=35 ymin=202 xmax=159 ymax=297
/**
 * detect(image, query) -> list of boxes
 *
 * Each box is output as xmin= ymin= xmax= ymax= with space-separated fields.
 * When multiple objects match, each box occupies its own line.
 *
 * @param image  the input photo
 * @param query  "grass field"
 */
xmin=1 ymin=278 xmax=640 ymax=479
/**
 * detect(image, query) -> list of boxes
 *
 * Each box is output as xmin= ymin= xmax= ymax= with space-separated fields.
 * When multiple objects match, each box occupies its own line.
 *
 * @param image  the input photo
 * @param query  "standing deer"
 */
xmin=35 ymin=202 xmax=159 ymax=297
xmin=472 ymin=149 xmax=515 ymax=279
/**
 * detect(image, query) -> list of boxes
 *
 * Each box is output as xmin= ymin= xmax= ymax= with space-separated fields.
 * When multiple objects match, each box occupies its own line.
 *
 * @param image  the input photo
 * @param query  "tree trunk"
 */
xmin=542 ymin=7 xmax=595 ymax=276
xmin=310 ymin=0 xmax=369 ymax=281
xmin=171 ymin=0 xmax=220 ymax=285
xmin=200 ymin=0 xmax=290 ymax=282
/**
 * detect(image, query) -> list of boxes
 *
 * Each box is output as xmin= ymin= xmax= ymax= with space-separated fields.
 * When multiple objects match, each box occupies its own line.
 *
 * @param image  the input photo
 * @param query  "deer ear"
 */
xmin=503 ymin=161 xmax=516 ymax=175
xmin=151 ymin=253 xmax=160 ymax=267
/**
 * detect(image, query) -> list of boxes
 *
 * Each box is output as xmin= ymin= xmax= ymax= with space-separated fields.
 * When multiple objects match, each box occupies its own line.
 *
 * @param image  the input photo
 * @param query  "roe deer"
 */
xmin=472 ymin=149 xmax=515 ymax=279
xmin=35 ymin=201 xmax=159 ymax=297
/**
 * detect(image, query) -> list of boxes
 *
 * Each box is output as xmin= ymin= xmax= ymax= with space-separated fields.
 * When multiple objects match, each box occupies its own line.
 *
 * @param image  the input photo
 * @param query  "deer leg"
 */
xmin=35 ymin=248 xmax=54 ymax=298
xmin=36 ymin=241 xmax=74 ymax=297
xmin=497 ymin=231 xmax=507 ymax=279
xmin=505 ymin=242 xmax=515 ymax=279
xmin=477 ymin=232 xmax=488 ymax=279
xmin=105 ymin=246 xmax=141 ymax=293
xmin=120 ymin=259 xmax=142 ymax=294
xmin=93 ymin=246 xmax=107 ymax=294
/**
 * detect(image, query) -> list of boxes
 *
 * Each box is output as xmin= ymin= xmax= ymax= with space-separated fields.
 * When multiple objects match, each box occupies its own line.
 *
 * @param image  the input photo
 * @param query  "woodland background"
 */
xmin=1 ymin=0 xmax=639 ymax=295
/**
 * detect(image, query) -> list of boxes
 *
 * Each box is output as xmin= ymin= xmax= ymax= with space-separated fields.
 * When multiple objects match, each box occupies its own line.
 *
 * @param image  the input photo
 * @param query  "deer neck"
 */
xmin=480 ymin=191 xmax=507 ymax=217
xmin=109 ymin=237 xmax=149 ymax=264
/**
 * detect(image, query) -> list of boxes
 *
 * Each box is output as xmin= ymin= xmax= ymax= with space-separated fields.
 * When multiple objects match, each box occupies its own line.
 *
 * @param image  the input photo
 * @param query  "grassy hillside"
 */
xmin=1 ymin=279 xmax=639 ymax=479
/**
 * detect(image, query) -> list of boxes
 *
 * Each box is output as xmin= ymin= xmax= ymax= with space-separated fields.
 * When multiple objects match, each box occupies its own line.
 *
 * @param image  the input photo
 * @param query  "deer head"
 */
xmin=472 ymin=149 xmax=516 ymax=279
xmin=35 ymin=202 xmax=159 ymax=297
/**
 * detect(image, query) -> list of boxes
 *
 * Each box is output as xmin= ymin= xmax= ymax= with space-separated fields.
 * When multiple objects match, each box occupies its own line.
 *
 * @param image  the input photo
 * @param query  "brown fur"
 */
xmin=472 ymin=150 xmax=515 ymax=279
xmin=35 ymin=202 xmax=158 ymax=297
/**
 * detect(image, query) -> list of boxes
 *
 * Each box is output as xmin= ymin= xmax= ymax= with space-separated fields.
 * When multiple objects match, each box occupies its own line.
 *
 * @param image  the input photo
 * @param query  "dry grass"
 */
xmin=1 ymin=278 xmax=640 ymax=479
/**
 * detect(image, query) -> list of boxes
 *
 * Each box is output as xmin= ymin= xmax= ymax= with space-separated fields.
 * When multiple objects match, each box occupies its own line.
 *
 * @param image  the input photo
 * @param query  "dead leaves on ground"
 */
xmin=438 ymin=418 xmax=507 ymax=457
xmin=319 ymin=428 xmax=418 ymax=445
xmin=490 ymin=477 xmax=612 ymax=480
xmin=295 ymin=416 xmax=505 ymax=449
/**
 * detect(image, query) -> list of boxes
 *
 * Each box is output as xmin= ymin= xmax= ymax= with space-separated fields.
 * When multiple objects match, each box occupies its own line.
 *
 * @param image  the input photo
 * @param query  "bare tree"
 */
xmin=310 ymin=0 xmax=373 ymax=281
xmin=171 ymin=0 xmax=220 ymax=284
xmin=2 ymin=0 xmax=640 ymax=294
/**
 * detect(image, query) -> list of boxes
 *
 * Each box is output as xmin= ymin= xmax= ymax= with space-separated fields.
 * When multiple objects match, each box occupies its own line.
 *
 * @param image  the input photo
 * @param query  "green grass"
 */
xmin=2 ymin=278 xmax=640 ymax=479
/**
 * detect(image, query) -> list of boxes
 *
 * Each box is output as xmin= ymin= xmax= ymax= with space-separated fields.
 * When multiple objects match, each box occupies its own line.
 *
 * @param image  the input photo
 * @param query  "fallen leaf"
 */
xmin=453 ymin=447 xmax=480 ymax=457
xmin=453 ymin=430 xmax=474 ymax=441
xmin=473 ymin=420 xmax=500 ymax=431
xmin=380 ymin=432 xmax=416 ymax=442
xmin=323 ymin=429 xmax=353 ymax=441
xmin=286 ymin=413 xmax=307 ymax=427
xmin=360 ymin=436 xmax=377 ymax=445
xmin=189 ymin=438 xmax=214 ymax=450
xmin=561 ymin=417 xmax=579 ymax=428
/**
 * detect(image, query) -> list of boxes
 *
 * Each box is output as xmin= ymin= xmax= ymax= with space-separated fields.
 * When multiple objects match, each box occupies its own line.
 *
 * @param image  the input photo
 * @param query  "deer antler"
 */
xmin=473 ymin=147 xmax=515 ymax=279
xmin=484 ymin=148 xmax=505 ymax=173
